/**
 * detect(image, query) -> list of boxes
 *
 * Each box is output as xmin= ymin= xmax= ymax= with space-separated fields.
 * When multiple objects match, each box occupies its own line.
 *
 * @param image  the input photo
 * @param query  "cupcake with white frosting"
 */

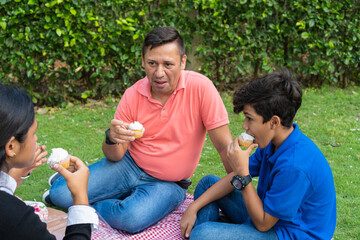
xmin=47 ymin=148 xmax=70 ymax=168
xmin=238 ymin=132 xmax=255 ymax=148
xmin=128 ymin=121 xmax=145 ymax=139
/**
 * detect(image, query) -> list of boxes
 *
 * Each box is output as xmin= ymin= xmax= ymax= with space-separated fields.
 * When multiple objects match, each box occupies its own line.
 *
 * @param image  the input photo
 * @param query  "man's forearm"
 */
xmin=220 ymin=148 xmax=232 ymax=173
xmin=102 ymin=141 xmax=128 ymax=161
xmin=208 ymin=125 xmax=233 ymax=173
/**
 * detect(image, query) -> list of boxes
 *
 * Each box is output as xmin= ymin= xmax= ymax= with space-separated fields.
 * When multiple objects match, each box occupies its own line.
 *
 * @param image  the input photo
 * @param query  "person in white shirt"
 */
xmin=0 ymin=83 xmax=98 ymax=240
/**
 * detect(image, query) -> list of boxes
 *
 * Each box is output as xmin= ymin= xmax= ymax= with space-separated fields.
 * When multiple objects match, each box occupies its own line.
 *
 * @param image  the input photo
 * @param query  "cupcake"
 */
xmin=128 ymin=121 xmax=145 ymax=139
xmin=47 ymin=148 xmax=70 ymax=168
xmin=238 ymin=132 xmax=255 ymax=148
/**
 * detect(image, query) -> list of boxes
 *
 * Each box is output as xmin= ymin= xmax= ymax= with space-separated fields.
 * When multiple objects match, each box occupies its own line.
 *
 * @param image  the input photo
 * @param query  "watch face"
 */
xmin=232 ymin=175 xmax=252 ymax=191
xmin=232 ymin=178 xmax=243 ymax=189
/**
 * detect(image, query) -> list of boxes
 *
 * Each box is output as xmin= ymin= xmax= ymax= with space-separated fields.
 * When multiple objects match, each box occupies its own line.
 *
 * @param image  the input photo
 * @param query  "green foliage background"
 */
xmin=1 ymin=0 xmax=359 ymax=106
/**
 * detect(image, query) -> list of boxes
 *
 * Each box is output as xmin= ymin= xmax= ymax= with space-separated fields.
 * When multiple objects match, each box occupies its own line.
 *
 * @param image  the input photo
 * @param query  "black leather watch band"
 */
xmin=231 ymin=175 xmax=252 ymax=191
xmin=105 ymin=128 xmax=116 ymax=145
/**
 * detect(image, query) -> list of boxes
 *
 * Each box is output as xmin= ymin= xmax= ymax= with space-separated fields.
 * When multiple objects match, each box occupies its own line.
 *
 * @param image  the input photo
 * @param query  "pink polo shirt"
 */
xmin=114 ymin=70 xmax=229 ymax=181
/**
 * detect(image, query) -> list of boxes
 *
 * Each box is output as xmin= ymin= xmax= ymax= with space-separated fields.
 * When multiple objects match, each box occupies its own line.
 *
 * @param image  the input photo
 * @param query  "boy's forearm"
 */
xmin=192 ymin=173 xmax=237 ymax=212
xmin=241 ymin=185 xmax=279 ymax=232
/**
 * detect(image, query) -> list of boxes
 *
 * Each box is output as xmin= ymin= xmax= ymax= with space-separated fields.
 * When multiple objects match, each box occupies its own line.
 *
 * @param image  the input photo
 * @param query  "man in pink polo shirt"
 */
xmin=47 ymin=26 xmax=233 ymax=233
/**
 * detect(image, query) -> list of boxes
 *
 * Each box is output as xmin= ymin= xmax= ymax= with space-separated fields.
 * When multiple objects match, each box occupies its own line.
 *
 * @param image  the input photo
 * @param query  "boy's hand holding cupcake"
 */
xmin=227 ymin=133 xmax=258 ymax=176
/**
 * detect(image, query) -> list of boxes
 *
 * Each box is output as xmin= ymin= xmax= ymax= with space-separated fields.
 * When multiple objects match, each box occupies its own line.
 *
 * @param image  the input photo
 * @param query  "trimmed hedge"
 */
xmin=0 ymin=0 xmax=193 ymax=106
xmin=191 ymin=0 xmax=360 ymax=90
xmin=0 ymin=0 xmax=359 ymax=106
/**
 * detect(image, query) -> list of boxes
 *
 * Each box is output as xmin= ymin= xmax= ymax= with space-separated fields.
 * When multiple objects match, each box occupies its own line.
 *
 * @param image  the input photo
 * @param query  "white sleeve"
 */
xmin=67 ymin=205 xmax=99 ymax=231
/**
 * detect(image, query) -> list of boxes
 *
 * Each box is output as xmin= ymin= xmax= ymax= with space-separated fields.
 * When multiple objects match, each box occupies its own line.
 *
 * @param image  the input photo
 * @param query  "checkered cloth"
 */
xmin=91 ymin=193 xmax=334 ymax=240
xmin=91 ymin=193 xmax=194 ymax=240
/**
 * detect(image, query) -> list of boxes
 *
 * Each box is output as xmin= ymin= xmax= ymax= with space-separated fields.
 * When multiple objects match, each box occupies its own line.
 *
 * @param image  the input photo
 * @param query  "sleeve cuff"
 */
xmin=67 ymin=205 xmax=99 ymax=231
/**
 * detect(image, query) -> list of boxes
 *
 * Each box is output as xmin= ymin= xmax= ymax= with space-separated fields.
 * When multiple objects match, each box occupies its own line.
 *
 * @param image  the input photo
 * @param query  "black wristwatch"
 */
xmin=105 ymin=128 xmax=116 ymax=145
xmin=231 ymin=175 xmax=252 ymax=191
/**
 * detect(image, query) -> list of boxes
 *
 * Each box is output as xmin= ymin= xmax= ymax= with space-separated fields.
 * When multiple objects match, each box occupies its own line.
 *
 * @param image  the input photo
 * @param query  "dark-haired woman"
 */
xmin=0 ymin=84 xmax=98 ymax=240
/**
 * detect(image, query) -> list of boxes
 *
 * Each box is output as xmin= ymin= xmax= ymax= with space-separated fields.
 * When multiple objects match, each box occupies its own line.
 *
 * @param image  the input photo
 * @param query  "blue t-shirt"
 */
xmin=249 ymin=123 xmax=336 ymax=240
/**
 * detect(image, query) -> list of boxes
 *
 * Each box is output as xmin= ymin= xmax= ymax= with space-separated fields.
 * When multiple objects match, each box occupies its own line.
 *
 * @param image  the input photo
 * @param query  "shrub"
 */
xmin=191 ymin=0 xmax=360 ymax=90
xmin=0 ymin=0 xmax=358 ymax=106
xmin=0 ymin=0 xmax=193 ymax=106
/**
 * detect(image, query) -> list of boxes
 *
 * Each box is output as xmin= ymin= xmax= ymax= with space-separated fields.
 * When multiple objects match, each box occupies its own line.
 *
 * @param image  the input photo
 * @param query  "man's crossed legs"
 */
xmin=49 ymin=151 xmax=187 ymax=233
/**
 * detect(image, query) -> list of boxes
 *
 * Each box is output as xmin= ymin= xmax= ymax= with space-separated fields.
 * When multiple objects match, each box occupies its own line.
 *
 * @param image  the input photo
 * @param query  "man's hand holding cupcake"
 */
xmin=128 ymin=121 xmax=145 ymax=139
xmin=109 ymin=119 xmax=145 ymax=143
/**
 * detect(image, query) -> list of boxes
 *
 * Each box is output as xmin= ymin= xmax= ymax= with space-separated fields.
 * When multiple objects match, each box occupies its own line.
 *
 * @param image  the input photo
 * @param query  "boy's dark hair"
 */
xmin=142 ymin=26 xmax=185 ymax=59
xmin=233 ymin=68 xmax=302 ymax=128
xmin=0 ymin=84 xmax=35 ymax=170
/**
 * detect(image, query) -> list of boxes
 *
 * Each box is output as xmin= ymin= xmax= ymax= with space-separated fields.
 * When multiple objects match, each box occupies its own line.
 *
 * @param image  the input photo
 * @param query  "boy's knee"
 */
xmin=190 ymin=223 xmax=213 ymax=240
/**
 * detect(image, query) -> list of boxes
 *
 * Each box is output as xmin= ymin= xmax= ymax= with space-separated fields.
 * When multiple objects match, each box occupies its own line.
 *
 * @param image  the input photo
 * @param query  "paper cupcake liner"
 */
xmin=59 ymin=155 xmax=70 ymax=168
xmin=132 ymin=128 xmax=145 ymax=139
xmin=238 ymin=139 xmax=253 ymax=148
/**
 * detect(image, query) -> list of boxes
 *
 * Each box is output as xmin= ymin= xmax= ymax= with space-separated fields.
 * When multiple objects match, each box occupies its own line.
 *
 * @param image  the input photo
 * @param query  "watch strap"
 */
xmin=231 ymin=174 xmax=252 ymax=191
xmin=105 ymin=128 xmax=116 ymax=145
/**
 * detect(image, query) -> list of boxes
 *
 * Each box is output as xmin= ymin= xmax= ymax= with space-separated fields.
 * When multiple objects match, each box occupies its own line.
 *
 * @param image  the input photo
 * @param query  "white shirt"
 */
xmin=0 ymin=171 xmax=98 ymax=230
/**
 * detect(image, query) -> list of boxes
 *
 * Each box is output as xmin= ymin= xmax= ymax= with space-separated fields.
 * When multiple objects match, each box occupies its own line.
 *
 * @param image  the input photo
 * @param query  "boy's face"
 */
xmin=242 ymin=104 xmax=273 ymax=149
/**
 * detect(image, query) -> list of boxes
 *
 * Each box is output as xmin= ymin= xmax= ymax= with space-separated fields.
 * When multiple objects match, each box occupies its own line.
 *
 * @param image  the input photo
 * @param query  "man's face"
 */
xmin=142 ymin=42 xmax=186 ymax=101
xmin=242 ymin=105 xmax=273 ymax=149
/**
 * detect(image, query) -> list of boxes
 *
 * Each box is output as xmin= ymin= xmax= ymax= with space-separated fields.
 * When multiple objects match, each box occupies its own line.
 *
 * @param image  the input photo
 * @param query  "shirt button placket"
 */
xmin=161 ymin=107 xmax=168 ymax=121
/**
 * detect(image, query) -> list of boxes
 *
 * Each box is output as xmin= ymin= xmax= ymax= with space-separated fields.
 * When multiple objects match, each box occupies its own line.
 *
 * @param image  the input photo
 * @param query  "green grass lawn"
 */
xmin=16 ymin=86 xmax=360 ymax=239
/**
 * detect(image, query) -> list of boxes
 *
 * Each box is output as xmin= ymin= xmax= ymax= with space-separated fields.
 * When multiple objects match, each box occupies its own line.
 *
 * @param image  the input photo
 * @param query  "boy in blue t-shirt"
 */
xmin=180 ymin=68 xmax=336 ymax=240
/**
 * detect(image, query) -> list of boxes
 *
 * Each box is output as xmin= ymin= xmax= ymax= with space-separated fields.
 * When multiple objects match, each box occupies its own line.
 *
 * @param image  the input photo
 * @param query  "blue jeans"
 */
xmin=190 ymin=175 xmax=279 ymax=240
xmin=49 ymin=151 xmax=187 ymax=233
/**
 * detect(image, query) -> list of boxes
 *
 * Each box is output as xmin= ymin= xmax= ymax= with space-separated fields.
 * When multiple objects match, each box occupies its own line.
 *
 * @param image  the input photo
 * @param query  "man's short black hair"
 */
xmin=142 ymin=26 xmax=185 ymax=58
xmin=233 ymin=68 xmax=302 ymax=128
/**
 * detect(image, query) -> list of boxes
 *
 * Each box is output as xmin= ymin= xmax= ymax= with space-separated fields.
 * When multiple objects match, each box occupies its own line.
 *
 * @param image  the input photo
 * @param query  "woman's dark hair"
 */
xmin=233 ymin=68 xmax=302 ymax=128
xmin=0 ymin=84 xmax=35 ymax=170
xmin=142 ymin=26 xmax=185 ymax=59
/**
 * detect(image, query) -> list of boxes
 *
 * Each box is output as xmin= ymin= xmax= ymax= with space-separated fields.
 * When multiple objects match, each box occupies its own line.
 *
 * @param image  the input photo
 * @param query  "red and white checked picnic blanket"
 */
xmin=91 ymin=193 xmax=194 ymax=240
